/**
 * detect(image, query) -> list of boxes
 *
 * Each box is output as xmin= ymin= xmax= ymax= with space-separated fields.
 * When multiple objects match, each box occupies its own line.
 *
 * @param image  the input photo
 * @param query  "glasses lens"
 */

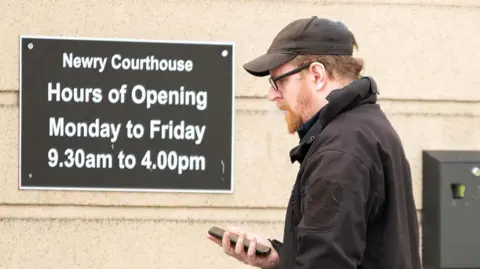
xmin=269 ymin=78 xmax=277 ymax=91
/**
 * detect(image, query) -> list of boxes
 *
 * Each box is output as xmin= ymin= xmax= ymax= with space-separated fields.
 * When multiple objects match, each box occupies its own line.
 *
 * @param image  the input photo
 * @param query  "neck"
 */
xmin=301 ymin=78 xmax=354 ymax=121
xmin=300 ymin=99 xmax=328 ymax=123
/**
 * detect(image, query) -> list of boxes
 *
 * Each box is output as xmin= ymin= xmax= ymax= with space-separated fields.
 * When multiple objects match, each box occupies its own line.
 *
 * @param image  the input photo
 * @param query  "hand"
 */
xmin=207 ymin=226 xmax=280 ymax=269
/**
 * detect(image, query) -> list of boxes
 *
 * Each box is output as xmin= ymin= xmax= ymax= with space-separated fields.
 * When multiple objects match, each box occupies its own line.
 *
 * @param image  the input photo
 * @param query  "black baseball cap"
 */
xmin=243 ymin=16 xmax=356 ymax=77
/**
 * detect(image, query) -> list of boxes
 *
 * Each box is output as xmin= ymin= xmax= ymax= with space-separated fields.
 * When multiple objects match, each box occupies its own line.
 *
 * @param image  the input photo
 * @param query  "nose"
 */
xmin=267 ymin=86 xmax=281 ymax=102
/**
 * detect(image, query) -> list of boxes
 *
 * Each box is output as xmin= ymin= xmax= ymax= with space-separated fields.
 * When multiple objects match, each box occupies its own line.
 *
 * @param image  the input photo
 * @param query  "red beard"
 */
xmin=277 ymin=102 xmax=303 ymax=134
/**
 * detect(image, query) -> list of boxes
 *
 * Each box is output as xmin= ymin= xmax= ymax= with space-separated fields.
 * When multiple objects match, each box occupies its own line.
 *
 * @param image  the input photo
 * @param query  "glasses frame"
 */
xmin=268 ymin=62 xmax=312 ymax=91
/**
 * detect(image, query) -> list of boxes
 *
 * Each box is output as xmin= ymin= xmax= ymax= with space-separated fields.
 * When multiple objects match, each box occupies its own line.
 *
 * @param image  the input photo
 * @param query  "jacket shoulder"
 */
xmin=312 ymin=104 xmax=398 ymax=169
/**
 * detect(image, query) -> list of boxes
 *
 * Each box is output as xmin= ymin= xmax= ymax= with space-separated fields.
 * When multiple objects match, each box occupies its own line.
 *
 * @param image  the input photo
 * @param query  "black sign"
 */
xmin=19 ymin=35 xmax=235 ymax=193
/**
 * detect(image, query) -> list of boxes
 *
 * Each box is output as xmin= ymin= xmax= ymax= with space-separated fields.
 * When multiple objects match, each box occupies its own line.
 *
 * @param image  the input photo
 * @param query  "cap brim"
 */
xmin=243 ymin=52 xmax=296 ymax=77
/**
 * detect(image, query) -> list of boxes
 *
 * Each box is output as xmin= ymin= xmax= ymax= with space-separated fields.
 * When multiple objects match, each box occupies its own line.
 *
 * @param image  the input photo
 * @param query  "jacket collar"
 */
xmin=289 ymin=76 xmax=379 ymax=164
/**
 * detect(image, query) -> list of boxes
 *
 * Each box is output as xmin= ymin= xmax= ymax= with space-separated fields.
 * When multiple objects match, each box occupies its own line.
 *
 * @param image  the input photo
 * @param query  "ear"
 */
xmin=309 ymin=62 xmax=327 ymax=91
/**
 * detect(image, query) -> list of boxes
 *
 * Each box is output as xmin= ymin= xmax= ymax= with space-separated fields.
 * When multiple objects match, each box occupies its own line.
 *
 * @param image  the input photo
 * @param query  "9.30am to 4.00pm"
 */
xmin=47 ymin=148 xmax=206 ymax=175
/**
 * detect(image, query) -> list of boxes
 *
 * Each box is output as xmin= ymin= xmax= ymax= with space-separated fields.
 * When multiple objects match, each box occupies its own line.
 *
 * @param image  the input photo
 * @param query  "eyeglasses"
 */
xmin=268 ymin=62 xmax=311 ymax=91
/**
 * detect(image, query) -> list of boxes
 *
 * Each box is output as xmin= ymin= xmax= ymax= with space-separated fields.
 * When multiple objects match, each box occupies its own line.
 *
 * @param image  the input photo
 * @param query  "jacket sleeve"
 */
xmin=295 ymin=149 xmax=370 ymax=269
xmin=268 ymin=238 xmax=283 ymax=255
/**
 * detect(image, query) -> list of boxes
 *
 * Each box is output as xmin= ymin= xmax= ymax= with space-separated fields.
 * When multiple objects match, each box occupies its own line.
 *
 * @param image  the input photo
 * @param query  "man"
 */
xmin=207 ymin=16 xmax=421 ymax=269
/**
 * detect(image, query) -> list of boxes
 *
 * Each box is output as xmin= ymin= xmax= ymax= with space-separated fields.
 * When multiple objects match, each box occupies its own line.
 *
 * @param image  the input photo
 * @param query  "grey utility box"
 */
xmin=422 ymin=150 xmax=480 ymax=269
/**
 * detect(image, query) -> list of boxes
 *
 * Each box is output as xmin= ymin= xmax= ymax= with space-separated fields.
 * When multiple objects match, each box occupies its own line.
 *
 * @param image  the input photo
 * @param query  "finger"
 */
xmin=222 ymin=232 xmax=234 ymax=255
xmin=235 ymin=232 xmax=246 ymax=255
xmin=245 ymin=233 xmax=257 ymax=241
xmin=245 ymin=237 xmax=259 ymax=265
xmin=247 ymin=237 xmax=257 ymax=259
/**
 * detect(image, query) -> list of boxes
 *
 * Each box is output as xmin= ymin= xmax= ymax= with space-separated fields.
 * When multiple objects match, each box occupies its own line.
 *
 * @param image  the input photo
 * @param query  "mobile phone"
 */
xmin=208 ymin=226 xmax=271 ymax=256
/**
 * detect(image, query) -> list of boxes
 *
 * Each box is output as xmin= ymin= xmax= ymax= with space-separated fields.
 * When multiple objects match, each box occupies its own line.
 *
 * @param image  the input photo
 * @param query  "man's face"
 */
xmin=267 ymin=63 xmax=315 ymax=134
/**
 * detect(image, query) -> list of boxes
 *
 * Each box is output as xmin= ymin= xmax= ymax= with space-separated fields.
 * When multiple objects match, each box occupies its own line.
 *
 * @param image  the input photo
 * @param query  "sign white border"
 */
xmin=18 ymin=35 xmax=236 ymax=194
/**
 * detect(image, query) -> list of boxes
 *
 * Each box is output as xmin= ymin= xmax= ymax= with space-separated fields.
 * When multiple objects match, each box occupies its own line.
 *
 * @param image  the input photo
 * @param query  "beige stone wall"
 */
xmin=1 ymin=0 xmax=479 ymax=268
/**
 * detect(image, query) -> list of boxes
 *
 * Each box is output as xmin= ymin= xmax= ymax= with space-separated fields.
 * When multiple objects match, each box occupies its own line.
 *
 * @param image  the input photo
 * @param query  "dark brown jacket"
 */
xmin=269 ymin=77 xmax=421 ymax=269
